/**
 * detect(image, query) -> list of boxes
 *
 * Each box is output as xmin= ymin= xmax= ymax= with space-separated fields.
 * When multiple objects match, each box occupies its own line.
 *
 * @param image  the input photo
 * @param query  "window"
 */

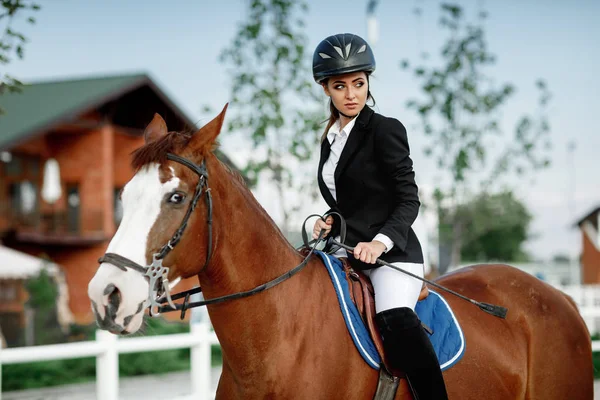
xmin=0 ymin=281 xmax=18 ymax=301
xmin=1 ymin=153 xmax=42 ymax=222
xmin=4 ymin=155 xmax=22 ymax=176
xmin=1 ymin=153 xmax=40 ymax=178
xmin=66 ymin=184 xmax=80 ymax=233
xmin=9 ymin=181 xmax=38 ymax=216
xmin=114 ymin=187 xmax=123 ymax=226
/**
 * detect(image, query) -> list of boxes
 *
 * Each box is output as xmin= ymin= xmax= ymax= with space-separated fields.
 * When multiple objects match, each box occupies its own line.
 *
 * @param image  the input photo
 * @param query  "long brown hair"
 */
xmin=320 ymin=75 xmax=376 ymax=142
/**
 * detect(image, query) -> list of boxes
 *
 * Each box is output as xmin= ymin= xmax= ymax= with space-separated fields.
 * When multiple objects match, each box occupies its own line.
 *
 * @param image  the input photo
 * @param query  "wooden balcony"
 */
xmin=2 ymin=209 xmax=109 ymax=246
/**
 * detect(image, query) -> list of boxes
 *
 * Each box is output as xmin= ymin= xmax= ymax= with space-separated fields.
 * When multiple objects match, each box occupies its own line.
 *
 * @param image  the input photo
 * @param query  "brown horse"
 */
xmin=88 ymin=105 xmax=593 ymax=399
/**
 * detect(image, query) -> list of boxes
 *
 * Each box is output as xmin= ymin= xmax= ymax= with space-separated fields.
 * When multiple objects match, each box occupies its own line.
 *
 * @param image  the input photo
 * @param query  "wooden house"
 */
xmin=575 ymin=206 xmax=600 ymax=283
xmin=0 ymin=73 xmax=237 ymax=341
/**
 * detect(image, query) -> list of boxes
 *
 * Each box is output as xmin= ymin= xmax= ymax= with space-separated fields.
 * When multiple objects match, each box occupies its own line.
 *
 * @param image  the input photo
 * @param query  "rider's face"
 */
xmin=323 ymin=71 xmax=369 ymax=118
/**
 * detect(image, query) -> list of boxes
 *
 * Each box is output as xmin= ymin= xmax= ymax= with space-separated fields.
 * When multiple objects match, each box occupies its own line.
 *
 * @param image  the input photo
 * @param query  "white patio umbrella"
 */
xmin=41 ymin=158 xmax=62 ymax=205
xmin=0 ymin=245 xmax=56 ymax=279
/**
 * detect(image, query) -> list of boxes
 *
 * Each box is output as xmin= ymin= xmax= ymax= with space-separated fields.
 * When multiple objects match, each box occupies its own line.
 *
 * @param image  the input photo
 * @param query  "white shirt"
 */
xmin=322 ymin=117 xmax=394 ymax=254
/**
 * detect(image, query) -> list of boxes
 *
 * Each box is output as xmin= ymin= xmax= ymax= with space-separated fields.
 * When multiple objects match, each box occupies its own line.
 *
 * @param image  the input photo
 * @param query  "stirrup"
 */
xmin=373 ymin=365 xmax=401 ymax=400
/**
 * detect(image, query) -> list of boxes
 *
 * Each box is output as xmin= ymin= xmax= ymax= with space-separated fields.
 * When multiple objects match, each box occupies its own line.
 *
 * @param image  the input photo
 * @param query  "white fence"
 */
xmin=2 ymin=284 xmax=600 ymax=399
xmin=0 ymin=321 xmax=219 ymax=400
xmin=559 ymin=284 xmax=600 ymax=351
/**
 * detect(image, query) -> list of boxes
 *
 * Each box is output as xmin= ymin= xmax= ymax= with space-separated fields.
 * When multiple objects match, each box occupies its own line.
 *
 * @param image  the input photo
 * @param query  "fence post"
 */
xmin=0 ymin=343 xmax=3 ymax=400
xmin=191 ymin=321 xmax=211 ymax=399
xmin=96 ymin=330 xmax=118 ymax=400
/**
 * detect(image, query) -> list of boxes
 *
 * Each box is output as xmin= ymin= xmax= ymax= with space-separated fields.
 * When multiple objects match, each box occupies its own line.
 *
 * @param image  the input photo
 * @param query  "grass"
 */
xmin=593 ymin=334 xmax=600 ymax=379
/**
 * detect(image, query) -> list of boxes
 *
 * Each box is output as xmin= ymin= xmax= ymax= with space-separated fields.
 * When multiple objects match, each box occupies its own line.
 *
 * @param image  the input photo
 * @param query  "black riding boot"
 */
xmin=376 ymin=307 xmax=448 ymax=400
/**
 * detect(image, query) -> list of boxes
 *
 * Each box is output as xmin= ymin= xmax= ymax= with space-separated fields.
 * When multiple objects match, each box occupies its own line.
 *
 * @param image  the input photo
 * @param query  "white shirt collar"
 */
xmin=326 ymin=114 xmax=359 ymax=144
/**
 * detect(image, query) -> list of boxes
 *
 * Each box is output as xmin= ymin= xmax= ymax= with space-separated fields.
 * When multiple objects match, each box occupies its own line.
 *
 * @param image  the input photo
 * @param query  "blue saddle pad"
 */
xmin=315 ymin=251 xmax=466 ymax=371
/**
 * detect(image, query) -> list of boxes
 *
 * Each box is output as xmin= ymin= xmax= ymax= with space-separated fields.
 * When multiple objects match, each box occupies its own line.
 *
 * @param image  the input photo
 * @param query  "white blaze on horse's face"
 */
xmin=88 ymin=163 xmax=180 ymax=333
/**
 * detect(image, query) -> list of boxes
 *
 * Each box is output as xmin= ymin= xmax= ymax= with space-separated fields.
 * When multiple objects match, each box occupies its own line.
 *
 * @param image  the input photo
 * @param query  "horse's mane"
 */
xmin=131 ymin=130 xmax=246 ymax=188
xmin=130 ymin=131 xmax=192 ymax=171
xmin=219 ymin=158 xmax=248 ymax=186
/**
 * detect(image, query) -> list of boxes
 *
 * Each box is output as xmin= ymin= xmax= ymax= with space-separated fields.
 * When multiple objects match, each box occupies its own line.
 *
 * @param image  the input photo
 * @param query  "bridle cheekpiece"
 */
xmin=98 ymin=153 xmax=213 ymax=316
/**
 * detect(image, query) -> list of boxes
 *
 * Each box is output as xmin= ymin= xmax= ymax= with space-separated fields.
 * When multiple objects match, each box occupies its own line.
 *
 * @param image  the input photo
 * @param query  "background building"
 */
xmin=575 ymin=206 xmax=600 ymax=284
xmin=0 ymin=73 xmax=238 ymax=344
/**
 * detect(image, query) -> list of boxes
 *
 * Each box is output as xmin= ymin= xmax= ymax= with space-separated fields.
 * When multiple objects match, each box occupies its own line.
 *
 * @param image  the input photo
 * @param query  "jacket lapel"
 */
xmin=318 ymin=138 xmax=337 ymax=208
xmin=334 ymin=107 xmax=373 ymax=183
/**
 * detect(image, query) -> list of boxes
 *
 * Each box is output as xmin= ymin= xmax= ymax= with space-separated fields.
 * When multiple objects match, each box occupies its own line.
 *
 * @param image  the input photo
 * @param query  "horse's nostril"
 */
xmin=104 ymin=284 xmax=121 ymax=311
xmin=109 ymin=288 xmax=121 ymax=309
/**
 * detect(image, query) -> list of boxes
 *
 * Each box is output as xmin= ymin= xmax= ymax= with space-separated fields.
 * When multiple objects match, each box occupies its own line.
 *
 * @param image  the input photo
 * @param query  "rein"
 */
xmin=98 ymin=153 xmax=323 ymax=319
xmin=98 ymin=150 xmax=507 ymax=321
xmin=155 ymin=232 xmax=322 ymax=317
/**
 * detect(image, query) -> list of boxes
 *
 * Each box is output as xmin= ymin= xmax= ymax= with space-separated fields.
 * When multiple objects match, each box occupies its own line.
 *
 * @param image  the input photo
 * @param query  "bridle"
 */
xmin=97 ymin=153 xmax=328 ymax=319
xmin=98 ymin=153 xmax=213 ymax=316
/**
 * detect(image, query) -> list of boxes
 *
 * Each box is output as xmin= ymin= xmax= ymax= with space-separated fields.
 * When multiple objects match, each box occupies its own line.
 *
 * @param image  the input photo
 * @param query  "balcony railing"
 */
xmin=1 ymin=208 xmax=108 ymax=245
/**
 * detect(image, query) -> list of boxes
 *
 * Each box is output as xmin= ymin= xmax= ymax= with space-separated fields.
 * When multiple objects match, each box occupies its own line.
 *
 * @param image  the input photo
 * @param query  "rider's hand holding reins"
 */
xmin=353 ymin=240 xmax=386 ymax=264
xmin=313 ymin=215 xmax=334 ymax=239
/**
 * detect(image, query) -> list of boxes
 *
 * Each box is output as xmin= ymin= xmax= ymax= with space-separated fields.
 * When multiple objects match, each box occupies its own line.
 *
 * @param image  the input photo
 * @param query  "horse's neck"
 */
xmin=197 ymin=156 xmax=310 ymax=363
xmin=192 ymin=158 xmax=369 ymax=396
xmin=199 ymin=155 xmax=302 ymax=291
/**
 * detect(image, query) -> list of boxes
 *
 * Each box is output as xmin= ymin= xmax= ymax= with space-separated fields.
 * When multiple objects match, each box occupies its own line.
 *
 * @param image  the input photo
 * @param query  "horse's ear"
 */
xmin=189 ymin=103 xmax=229 ymax=152
xmin=144 ymin=113 xmax=168 ymax=144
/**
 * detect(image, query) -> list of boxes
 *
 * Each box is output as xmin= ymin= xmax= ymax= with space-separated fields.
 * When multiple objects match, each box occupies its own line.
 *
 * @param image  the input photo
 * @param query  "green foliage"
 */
xmin=213 ymin=0 xmax=323 ymax=234
xmin=592 ymin=333 xmax=600 ymax=378
xmin=2 ymin=357 xmax=96 ymax=391
xmin=402 ymin=3 xmax=551 ymax=266
xmin=0 ymin=0 xmax=41 ymax=113
xmin=25 ymin=267 xmax=64 ymax=346
xmin=403 ymin=3 xmax=551 ymax=187
xmin=24 ymin=268 xmax=109 ymax=346
xmin=457 ymin=191 xmax=532 ymax=262
xmin=2 ymin=317 xmax=223 ymax=391
xmin=25 ymin=267 xmax=57 ymax=309
xmin=66 ymin=322 xmax=97 ymax=342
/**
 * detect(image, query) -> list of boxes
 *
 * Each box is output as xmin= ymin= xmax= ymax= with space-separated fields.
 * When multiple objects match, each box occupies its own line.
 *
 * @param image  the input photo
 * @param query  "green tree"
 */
xmin=213 ymin=0 xmax=323 ymax=236
xmin=456 ymin=191 xmax=532 ymax=262
xmin=0 ymin=0 xmax=40 ymax=113
xmin=402 ymin=3 xmax=552 ymax=268
xmin=25 ymin=267 xmax=63 ymax=345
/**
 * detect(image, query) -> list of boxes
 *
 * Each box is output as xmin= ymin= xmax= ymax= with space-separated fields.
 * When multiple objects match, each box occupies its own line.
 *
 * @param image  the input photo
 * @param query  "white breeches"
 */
xmin=363 ymin=262 xmax=424 ymax=313
xmin=329 ymin=238 xmax=424 ymax=313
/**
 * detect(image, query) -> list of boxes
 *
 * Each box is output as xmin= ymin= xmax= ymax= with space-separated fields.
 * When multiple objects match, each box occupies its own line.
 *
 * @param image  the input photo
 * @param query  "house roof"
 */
xmin=0 ymin=73 xmax=173 ymax=148
xmin=0 ymin=72 xmax=237 ymax=168
xmin=573 ymin=205 xmax=600 ymax=228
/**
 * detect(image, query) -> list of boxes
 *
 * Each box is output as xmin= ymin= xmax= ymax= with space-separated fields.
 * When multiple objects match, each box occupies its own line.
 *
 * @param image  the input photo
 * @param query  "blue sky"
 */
xmin=4 ymin=0 xmax=599 ymax=262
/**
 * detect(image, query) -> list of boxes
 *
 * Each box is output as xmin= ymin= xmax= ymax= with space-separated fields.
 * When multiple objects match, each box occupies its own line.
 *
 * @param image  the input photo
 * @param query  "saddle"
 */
xmin=339 ymin=257 xmax=430 ymax=375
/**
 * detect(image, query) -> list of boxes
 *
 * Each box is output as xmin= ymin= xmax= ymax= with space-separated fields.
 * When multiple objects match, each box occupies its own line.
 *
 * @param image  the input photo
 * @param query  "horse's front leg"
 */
xmin=214 ymin=367 xmax=239 ymax=400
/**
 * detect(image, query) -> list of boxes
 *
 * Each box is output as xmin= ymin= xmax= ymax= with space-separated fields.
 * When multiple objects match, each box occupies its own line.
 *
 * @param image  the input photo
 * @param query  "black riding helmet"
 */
xmin=312 ymin=33 xmax=376 ymax=83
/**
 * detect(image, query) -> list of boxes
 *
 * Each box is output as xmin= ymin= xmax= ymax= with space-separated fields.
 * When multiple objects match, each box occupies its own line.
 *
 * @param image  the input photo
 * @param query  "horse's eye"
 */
xmin=168 ymin=193 xmax=185 ymax=204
